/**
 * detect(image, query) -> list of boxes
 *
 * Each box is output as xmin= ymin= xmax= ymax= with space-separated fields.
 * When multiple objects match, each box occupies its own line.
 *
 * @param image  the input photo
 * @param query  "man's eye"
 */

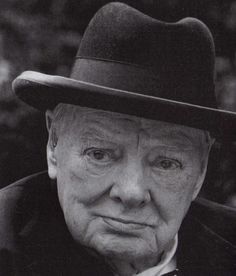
xmin=85 ymin=148 xmax=113 ymax=162
xmin=153 ymin=158 xmax=182 ymax=170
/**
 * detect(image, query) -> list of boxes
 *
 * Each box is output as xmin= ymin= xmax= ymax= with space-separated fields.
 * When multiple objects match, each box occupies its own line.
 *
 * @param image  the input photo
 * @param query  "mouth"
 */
xmin=102 ymin=216 xmax=152 ymax=232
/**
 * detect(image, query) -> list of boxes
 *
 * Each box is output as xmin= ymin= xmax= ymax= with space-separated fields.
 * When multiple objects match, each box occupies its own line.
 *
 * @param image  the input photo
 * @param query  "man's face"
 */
xmin=47 ymin=107 xmax=209 ymax=264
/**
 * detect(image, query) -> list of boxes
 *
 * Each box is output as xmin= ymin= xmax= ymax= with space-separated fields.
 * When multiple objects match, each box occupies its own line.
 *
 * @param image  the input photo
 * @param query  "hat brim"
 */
xmin=13 ymin=71 xmax=236 ymax=140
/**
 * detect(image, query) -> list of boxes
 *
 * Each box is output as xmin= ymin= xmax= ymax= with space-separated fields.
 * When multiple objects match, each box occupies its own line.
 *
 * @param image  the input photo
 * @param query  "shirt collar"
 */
xmin=135 ymin=235 xmax=178 ymax=276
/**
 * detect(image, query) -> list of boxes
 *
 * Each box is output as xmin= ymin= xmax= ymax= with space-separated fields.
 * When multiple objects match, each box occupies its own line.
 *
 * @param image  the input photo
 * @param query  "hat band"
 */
xmin=70 ymin=58 xmax=214 ymax=107
xmin=71 ymin=58 xmax=161 ymax=96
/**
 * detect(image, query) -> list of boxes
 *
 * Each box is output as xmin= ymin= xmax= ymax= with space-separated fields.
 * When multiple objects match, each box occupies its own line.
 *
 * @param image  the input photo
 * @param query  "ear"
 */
xmin=45 ymin=110 xmax=57 ymax=180
xmin=192 ymin=137 xmax=215 ymax=200
xmin=191 ymin=160 xmax=208 ymax=201
xmin=191 ymin=140 xmax=214 ymax=200
xmin=46 ymin=110 xmax=53 ymax=132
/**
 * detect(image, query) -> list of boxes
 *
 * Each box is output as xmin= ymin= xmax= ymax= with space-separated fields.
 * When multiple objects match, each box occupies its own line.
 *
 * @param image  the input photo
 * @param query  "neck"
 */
xmin=105 ymin=236 xmax=178 ymax=276
xmin=106 ymin=254 xmax=160 ymax=276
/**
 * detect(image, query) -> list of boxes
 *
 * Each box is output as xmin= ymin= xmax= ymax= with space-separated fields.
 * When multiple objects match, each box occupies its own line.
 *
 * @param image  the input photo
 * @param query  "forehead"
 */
xmin=58 ymin=105 xmax=206 ymax=148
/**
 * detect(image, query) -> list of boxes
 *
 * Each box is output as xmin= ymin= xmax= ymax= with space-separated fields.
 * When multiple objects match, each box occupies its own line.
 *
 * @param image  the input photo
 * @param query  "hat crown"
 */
xmin=72 ymin=2 xmax=216 ymax=108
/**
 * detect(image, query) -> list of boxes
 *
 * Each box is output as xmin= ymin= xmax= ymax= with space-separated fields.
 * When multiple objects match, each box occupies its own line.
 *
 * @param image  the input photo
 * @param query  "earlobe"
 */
xmin=45 ymin=110 xmax=58 ymax=180
xmin=45 ymin=110 xmax=53 ymax=132
xmin=192 ymin=140 xmax=214 ymax=201
xmin=47 ymin=143 xmax=57 ymax=180
xmin=192 ymin=160 xmax=208 ymax=201
xmin=192 ymin=177 xmax=204 ymax=201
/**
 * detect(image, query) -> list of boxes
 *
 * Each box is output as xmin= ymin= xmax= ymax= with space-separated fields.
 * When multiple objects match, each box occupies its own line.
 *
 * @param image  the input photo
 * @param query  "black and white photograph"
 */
xmin=0 ymin=1 xmax=235 ymax=275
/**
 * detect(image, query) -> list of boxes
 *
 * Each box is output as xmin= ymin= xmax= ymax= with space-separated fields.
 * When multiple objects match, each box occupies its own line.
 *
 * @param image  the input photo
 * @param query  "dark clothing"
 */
xmin=0 ymin=172 xmax=235 ymax=276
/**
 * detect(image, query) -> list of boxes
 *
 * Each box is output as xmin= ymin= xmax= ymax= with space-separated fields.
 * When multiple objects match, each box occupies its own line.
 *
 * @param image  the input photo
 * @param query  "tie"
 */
xmin=162 ymin=269 xmax=179 ymax=276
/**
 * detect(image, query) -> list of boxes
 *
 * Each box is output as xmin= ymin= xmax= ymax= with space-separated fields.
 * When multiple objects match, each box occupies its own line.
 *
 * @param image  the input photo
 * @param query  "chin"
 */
xmin=91 ymin=233 xmax=156 ymax=262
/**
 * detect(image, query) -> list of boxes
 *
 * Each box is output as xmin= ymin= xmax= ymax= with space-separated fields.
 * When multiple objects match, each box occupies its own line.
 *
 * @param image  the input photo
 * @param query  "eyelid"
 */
xmin=83 ymin=147 xmax=121 ymax=161
xmin=150 ymin=156 xmax=183 ymax=170
xmin=84 ymin=147 xmax=112 ymax=155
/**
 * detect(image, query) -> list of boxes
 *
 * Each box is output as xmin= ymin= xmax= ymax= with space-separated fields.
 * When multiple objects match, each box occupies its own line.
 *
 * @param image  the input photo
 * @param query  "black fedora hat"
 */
xmin=13 ymin=2 xmax=236 ymax=140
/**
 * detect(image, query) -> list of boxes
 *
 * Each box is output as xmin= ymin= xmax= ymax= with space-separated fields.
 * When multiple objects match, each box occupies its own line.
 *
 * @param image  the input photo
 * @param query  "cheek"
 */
xmin=150 ymin=164 xmax=201 ymax=222
xmin=56 ymin=160 xmax=114 ymax=244
xmin=57 ymin=153 xmax=120 ymax=207
xmin=151 ymin=166 xmax=199 ymax=196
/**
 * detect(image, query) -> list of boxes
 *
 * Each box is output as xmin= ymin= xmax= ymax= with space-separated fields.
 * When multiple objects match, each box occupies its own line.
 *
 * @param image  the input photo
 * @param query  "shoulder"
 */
xmin=0 ymin=172 xmax=61 ymax=274
xmin=190 ymin=197 xmax=236 ymax=246
xmin=0 ymin=170 xmax=52 ymax=219
xmin=0 ymin=171 xmax=52 ymax=213
xmin=0 ymin=171 xmax=51 ymax=247
xmin=178 ymin=197 xmax=236 ymax=275
xmin=0 ymin=171 xmax=50 ymax=196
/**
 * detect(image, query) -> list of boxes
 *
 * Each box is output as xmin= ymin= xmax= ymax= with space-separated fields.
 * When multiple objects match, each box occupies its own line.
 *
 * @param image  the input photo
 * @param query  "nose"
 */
xmin=109 ymin=160 xmax=151 ymax=208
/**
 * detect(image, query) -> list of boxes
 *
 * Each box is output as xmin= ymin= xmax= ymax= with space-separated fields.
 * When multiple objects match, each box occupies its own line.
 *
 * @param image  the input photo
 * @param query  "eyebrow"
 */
xmin=80 ymin=128 xmax=196 ymax=152
xmin=163 ymin=130 xmax=196 ymax=144
xmin=79 ymin=125 xmax=121 ymax=141
xmin=140 ymin=129 xmax=204 ymax=152
xmin=147 ymin=126 xmax=202 ymax=143
xmin=149 ymin=141 xmax=196 ymax=152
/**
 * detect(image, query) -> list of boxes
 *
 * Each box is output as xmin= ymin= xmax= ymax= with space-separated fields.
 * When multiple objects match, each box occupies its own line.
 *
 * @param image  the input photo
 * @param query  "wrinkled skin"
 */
xmin=46 ymin=106 xmax=211 ymax=275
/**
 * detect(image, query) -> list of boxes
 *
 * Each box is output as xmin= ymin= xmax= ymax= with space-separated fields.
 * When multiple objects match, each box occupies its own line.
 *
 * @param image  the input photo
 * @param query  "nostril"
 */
xmin=139 ymin=200 xmax=146 ymax=208
xmin=109 ymin=175 xmax=151 ymax=207
xmin=109 ymin=182 xmax=151 ymax=207
xmin=112 ymin=195 xmax=122 ymax=203
xmin=132 ymin=191 xmax=151 ymax=208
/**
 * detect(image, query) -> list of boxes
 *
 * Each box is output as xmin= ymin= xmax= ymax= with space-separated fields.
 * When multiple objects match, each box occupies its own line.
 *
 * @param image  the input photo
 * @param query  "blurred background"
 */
xmin=0 ymin=0 xmax=236 ymax=207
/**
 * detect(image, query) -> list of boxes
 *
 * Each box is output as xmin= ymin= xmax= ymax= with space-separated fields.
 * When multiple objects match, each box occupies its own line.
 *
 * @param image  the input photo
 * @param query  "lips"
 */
xmin=102 ymin=216 xmax=150 ymax=232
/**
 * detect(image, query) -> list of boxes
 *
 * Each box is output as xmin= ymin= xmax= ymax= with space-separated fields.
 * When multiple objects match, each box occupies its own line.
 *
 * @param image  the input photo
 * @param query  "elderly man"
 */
xmin=0 ymin=2 xmax=236 ymax=276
